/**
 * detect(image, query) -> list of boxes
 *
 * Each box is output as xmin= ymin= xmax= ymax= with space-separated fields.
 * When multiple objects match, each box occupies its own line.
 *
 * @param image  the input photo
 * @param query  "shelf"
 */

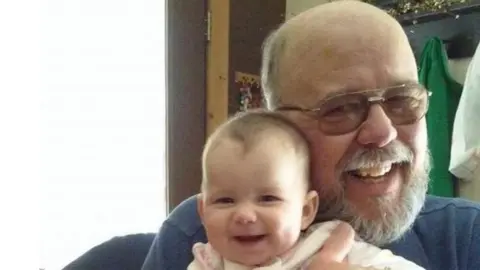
xmin=396 ymin=0 xmax=480 ymax=26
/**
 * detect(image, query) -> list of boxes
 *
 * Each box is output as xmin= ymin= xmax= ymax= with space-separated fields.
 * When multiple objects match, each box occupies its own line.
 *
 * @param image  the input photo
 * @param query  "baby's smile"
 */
xmin=233 ymin=234 xmax=267 ymax=243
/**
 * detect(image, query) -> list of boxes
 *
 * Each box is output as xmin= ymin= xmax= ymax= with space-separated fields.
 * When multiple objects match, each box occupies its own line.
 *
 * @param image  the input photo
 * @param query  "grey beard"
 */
xmin=315 ymin=149 xmax=431 ymax=247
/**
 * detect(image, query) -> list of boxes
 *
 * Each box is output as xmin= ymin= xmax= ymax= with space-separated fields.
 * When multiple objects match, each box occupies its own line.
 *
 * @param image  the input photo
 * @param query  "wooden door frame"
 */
xmin=206 ymin=0 xmax=230 ymax=137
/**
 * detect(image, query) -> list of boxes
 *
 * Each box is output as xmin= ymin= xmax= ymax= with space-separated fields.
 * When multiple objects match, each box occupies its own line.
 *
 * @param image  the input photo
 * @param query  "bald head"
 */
xmin=261 ymin=0 xmax=416 ymax=109
xmin=283 ymin=0 xmax=407 ymax=52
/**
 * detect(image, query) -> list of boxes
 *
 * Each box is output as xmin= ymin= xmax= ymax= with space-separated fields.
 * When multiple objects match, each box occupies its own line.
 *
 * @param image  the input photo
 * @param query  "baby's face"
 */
xmin=199 ymin=139 xmax=317 ymax=267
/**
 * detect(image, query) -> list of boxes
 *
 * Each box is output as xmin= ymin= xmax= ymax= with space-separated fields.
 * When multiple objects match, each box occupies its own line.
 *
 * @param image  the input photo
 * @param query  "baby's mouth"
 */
xmin=234 ymin=235 xmax=266 ymax=243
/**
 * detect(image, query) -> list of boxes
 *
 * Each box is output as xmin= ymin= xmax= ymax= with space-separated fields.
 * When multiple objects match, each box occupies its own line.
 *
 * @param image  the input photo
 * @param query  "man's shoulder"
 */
xmin=165 ymin=195 xmax=204 ymax=237
xmin=418 ymin=195 xmax=480 ymax=221
xmin=415 ymin=195 xmax=480 ymax=244
xmin=141 ymin=195 xmax=206 ymax=270
xmin=421 ymin=195 xmax=480 ymax=213
xmin=390 ymin=195 xmax=480 ymax=269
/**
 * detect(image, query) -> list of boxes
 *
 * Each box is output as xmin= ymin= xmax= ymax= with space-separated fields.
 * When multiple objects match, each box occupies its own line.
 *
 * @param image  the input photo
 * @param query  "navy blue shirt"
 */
xmin=141 ymin=195 xmax=480 ymax=270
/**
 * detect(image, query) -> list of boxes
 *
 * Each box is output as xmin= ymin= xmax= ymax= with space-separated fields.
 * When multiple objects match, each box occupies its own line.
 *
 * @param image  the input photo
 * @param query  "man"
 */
xmin=142 ymin=1 xmax=480 ymax=269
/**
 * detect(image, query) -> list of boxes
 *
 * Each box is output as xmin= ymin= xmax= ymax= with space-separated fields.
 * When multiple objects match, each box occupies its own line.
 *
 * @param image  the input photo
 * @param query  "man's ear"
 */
xmin=197 ymin=194 xmax=205 ymax=223
xmin=301 ymin=190 xmax=319 ymax=230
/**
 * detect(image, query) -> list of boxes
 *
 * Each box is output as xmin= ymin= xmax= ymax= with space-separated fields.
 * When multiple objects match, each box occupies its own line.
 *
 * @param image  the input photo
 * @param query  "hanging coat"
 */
xmin=418 ymin=37 xmax=463 ymax=197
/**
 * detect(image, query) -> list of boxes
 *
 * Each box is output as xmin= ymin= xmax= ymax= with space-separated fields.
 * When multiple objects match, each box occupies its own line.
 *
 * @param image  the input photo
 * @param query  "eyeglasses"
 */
xmin=276 ymin=83 xmax=432 ymax=135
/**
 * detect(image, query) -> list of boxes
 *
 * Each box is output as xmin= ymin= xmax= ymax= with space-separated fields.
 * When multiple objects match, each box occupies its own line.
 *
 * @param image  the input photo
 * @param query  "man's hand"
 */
xmin=307 ymin=221 xmax=355 ymax=270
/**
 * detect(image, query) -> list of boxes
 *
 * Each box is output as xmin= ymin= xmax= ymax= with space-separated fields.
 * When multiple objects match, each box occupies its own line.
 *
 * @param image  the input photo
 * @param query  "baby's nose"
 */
xmin=233 ymin=205 xmax=257 ymax=224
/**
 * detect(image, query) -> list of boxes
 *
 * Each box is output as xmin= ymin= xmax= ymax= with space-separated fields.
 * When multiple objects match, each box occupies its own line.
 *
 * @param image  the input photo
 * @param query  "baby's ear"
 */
xmin=301 ymin=190 xmax=319 ymax=230
xmin=197 ymin=194 xmax=205 ymax=223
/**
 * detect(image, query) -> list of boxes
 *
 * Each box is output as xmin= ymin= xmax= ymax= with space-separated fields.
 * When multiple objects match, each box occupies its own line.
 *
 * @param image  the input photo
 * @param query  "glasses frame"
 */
xmin=275 ymin=83 xmax=432 ymax=135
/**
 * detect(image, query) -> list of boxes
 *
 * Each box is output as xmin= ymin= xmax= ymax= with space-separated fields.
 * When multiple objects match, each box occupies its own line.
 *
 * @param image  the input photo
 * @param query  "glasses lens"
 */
xmin=382 ymin=84 xmax=428 ymax=125
xmin=316 ymin=93 xmax=368 ymax=135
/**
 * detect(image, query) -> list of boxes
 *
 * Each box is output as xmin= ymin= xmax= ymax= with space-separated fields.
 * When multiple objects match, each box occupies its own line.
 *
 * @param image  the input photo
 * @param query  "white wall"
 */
xmin=0 ymin=1 xmax=42 ymax=269
xmin=39 ymin=1 xmax=167 ymax=268
xmin=0 ymin=1 xmax=166 ymax=269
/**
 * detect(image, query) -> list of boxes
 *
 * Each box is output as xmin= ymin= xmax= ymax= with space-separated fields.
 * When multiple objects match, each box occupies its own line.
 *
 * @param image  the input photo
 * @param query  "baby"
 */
xmin=188 ymin=110 xmax=424 ymax=270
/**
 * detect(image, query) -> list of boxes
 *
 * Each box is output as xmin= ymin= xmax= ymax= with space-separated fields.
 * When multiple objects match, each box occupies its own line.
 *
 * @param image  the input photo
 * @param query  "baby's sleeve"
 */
xmin=347 ymin=241 xmax=425 ymax=270
xmin=187 ymin=242 xmax=223 ymax=270
xmin=188 ymin=260 xmax=205 ymax=270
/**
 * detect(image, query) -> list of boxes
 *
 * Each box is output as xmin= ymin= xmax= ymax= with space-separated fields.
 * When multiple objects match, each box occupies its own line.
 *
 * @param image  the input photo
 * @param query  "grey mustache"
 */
xmin=344 ymin=141 xmax=414 ymax=171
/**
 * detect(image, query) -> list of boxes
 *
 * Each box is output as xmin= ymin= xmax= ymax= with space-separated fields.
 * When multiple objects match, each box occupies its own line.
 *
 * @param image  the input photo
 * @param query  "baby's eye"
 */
xmin=260 ymin=195 xmax=281 ymax=202
xmin=213 ymin=197 xmax=234 ymax=204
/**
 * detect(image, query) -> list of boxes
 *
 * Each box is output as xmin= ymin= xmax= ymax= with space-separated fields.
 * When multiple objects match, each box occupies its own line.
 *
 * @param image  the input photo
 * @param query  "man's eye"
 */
xmin=385 ymin=95 xmax=421 ymax=114
xmin=213 ymin=197 xmax=234 ymax=204
xmin=260 ymin=195 xmax=281 ymax=202
xmin=385 ymin=95 xmax=411 ymax=106
xmin=322 ymin=102 xmax=363 ymax=119
xmin=325 ymin=105 xmax=348 ymax=116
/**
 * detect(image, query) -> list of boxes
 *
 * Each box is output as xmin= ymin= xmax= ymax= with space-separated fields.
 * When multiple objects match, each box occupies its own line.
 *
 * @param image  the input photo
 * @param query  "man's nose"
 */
xmin=232 ymin=204 xmax=257 ymax=224
xmin=356 ymin=104 xmax=397 ymax=147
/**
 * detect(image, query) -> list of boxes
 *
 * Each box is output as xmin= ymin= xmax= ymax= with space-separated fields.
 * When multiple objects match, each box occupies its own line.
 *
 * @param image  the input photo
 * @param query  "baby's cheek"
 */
xmin=273 ymin=228 xmax=302 ymax=257
xmin=203 ymin=212 xmax=227 ymax=236
xmin=275 ymin=213 xmax=303 ymax=247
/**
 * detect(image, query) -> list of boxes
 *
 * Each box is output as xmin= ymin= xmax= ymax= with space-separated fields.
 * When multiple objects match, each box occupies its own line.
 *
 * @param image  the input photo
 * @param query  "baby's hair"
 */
xmin=201 ymin=109 xmax=311 ymax=192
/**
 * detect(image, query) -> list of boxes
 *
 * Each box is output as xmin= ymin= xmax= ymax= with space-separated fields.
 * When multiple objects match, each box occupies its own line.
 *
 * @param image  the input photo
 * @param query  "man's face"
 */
xmin=277 ymin=32 xmax=430 ymax=246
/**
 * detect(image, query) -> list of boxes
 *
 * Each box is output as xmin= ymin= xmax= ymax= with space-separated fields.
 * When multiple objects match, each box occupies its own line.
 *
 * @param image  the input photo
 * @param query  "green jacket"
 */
xmin=418 ymin=37 xmax=463 ymax=197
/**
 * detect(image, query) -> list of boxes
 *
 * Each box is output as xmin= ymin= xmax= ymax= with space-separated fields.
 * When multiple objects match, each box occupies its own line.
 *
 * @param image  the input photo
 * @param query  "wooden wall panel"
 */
xmin=166 ymin=0 xmax=207 ymax=211
xmin=206 ymin=0 xmax=230 ymax=137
